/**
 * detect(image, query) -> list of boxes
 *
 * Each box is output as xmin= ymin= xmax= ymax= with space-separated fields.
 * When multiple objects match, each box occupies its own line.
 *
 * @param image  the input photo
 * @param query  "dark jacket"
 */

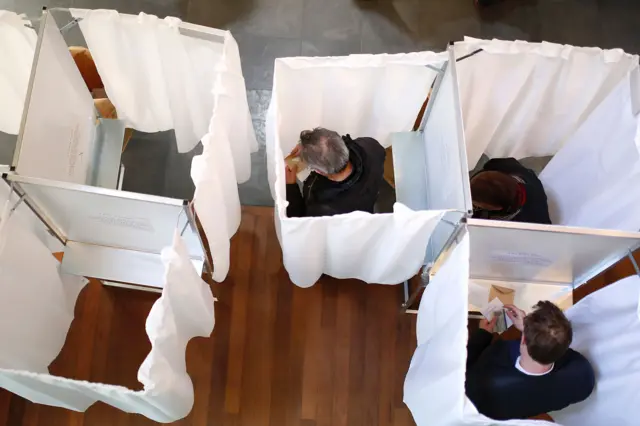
xmin=286 ymin=135 xmax=385 ymax=218
xmin=473 ymin=157 xmax=552 ymax=224
xmin=466 ymin=329 xmax=595 ymax=420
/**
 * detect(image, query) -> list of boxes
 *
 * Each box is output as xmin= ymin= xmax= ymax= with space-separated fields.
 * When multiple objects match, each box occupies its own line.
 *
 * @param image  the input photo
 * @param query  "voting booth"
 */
xmin=8 ymin=7 xmax=259 ymax=288
xmin=402 ymin=39 xmax=640 ymax=426
xmin=404 ymin=228 xmax=640 ymax=426
xmin=267 ymin=48 xmax=472 ymax=288
xmin=0 ymin=8 xmax=254 ymax=422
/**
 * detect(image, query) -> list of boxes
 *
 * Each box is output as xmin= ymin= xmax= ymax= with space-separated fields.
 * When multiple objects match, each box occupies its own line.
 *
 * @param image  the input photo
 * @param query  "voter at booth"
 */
xmin=465 ymin=301 xmax=594 ymax=420
xmin=285 ymin=127 xmax=385 ymax=217
xmin=471 ymin=157 xmax=552 ymax=224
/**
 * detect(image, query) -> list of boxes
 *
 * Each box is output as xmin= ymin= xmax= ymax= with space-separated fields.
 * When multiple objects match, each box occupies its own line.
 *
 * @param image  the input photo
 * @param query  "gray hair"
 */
xmin=299 ymin=127 xmax=349 ymax=175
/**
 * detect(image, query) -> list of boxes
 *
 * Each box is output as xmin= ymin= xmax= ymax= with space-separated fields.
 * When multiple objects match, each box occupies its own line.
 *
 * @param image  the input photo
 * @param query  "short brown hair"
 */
xmin=470 ymin=171 xmax=519 ymax=211
xmin=523 ymin=301 xmax=573 ymax=365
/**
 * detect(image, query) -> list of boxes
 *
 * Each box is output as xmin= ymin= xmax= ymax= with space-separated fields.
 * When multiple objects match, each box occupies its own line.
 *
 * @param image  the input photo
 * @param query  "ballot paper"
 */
xmin=481 ymin=297 xmax=514 ymax=334
xmin=284 ymin=153 xmax=308 ymax=174
xmin=284 ymin=153 xmax=311 ymax=182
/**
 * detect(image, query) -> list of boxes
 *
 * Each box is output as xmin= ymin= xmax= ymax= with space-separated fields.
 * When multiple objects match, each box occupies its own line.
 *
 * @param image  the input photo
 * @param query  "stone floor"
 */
xmin=2 ymin=0 xmax=640 ymax=204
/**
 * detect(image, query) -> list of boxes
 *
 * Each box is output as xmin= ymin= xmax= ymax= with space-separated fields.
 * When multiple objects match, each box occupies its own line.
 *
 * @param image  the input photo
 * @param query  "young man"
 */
xmin=471 ymin=157 xmax=552 ymax=224
xmin=466 ymin=301 xmax=595 ymax=420
xmin=285 ymin=127 xmax=385 ymax=217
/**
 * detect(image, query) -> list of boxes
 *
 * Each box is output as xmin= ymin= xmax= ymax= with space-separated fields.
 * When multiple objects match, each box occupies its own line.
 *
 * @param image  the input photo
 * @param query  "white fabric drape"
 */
xmin=404 ymin=233 xmax=555 ymax=426
xmin=550 ymin=275 xmax=640 ymax=426
xmin=71 ymin=9 xmax=258 ymax=281
xmin=456 ymin=38 xmax=639 ymax=170
xmin=539 ymin=70 xmax=640 ymax=231
xmin=71 ymin=9 xmax=257 ymax=159
xmin=0 ymin=11 xmax=37 ymax=134
xmin=0 ymin=207 xmax=84 ymax=374
xmin=0 ymin=227 xmax=215 ymax=423
xmin=267 ymin=52 xmax=447 ymax=287
xmin=191 ymin=31 xmax=258 ymax=281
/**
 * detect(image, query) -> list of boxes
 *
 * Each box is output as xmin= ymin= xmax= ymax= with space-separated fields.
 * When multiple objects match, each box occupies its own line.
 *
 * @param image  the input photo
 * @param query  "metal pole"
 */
xmin=401 ymin=274 xmax=428 ymax=312
xmin=418 ymin=60 xmax=448 ymax=133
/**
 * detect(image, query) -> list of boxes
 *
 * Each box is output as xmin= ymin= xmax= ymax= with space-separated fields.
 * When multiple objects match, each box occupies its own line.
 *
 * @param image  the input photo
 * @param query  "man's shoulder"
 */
xmin=352 ymin=136 xmax=385 ymax=160
xmin=555 ymin=349 xmax=595 ymax=380
xmin=353 ymin=136 xmax=383 ymax=148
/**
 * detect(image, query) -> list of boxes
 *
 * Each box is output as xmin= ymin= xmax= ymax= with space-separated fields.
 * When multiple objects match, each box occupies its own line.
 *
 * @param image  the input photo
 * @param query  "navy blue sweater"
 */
xmin=466 ymin=329 xmax=595 ymax=420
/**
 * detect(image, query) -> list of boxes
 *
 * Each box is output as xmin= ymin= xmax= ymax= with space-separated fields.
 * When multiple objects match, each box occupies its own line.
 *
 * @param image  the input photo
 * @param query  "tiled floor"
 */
xmin=3 ymin=0 xmax=640 ymax=204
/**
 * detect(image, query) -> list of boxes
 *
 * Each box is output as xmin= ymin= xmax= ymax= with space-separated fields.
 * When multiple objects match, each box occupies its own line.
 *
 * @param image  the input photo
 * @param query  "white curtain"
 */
xmin=0 ymin=11 xmax=37 ymax=134
xmin=191 ymin=32 xmax=258 ymax=281
xmin=456 ymin=38 xmax=640 ymax=232
xmin=71 ymin=9 xmax=257 ymax=158
xmin=550 ymin=275 xmax=640 ymax=426
xmin=0 ymin=225 xmax=215 ymax=423
xmin=539 ymin=70 xmax=640 ymax=231
xmin=404 ymin=233 xmax=555 ymax=426
xmin=266 ymin=52 xmax=447 ymax=287
xmin=456 ymin=38 xmax=639 ymax=170
xmin=71 ymin=10 xmax=258 ymax=281
xmin=0 ymin=206 xmax=85 ymax=374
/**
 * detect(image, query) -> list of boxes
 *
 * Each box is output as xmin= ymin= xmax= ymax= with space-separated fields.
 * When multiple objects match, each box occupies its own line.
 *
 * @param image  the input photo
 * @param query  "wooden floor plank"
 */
xmin=0 ymin=392 xmax=10 ymax=426
xmin=378 ymin=286 xmax=401 ymax=426
xmin=331 ymin=282 xmax=353 ymax=426
xmin=284 ymin=285 xmax=312 ymax=426
xmin=238 ymin=213 xmax=278 ymax=426
xmin=224 ymin=212 xmax=256 ymax=415
xmin=315 ymin=279 xmax=338 ymax=426
xmin=268 ymin=264 xmax=293 ymax=426
xmin=346 ymin=282 xmax=367 ymax=426
xmin=300 ymin=284 xmax=323 ymax=421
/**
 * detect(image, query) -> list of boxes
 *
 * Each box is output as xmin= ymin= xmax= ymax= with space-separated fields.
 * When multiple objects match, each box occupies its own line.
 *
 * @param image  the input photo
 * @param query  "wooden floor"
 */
xmin=0 ymin=206 xmax=418 ymax=426
xmin=0 ymin=206 xmax=637 ymax=425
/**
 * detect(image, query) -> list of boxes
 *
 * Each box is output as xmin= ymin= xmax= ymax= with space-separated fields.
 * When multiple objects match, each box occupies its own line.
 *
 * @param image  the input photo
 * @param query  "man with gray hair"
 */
xmin=285 ymin=127 xmax=385 ymax=217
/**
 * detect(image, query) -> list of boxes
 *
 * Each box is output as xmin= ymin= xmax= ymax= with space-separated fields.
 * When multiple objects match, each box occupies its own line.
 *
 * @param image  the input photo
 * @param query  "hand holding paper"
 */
xmin=505 ymin=304 xmax=526 ymax=332
xmin=481 ymin=298 xmax=514 ymax=334
xmin=479 ymin=315 xmax=498 ymax=333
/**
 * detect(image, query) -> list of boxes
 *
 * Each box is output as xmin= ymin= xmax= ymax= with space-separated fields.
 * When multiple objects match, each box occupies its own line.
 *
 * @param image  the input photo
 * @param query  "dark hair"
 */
xmin=299 ymin=127 xmax=349 ymax=175
xmin=524 ymin=301 xmax=573 ymax=365
xmin=470 ymin=171 xmax=519 ymax=211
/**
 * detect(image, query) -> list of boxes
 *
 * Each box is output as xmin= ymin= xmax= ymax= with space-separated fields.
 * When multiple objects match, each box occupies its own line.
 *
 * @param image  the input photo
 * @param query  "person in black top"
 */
xmin=471 ymin=157 xmax=552 ymax=224
xmin=285 ymin=127 xmax=385 ymax=218
xmin=466 ymin=301 xmax=595 ymax=421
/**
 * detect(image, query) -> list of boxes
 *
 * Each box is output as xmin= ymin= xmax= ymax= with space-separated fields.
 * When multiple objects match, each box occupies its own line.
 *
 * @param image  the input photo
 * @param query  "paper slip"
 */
xmin=481 ymin=297 xmax=514 ymax=334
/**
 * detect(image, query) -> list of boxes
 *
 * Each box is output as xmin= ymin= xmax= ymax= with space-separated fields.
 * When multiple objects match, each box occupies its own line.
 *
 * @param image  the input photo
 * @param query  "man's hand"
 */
xmin=479 ymin=315 xmax=498 ymax=333
xmin=285 ymin=165 xmax=297 ymax=184
xmin=505 ymin=304 xmax=526 ymax=332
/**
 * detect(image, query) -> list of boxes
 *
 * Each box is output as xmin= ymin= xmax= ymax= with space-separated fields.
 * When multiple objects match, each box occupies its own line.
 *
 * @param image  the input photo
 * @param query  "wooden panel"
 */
xmin=0 ymin=206 xmax=634 ymax=425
